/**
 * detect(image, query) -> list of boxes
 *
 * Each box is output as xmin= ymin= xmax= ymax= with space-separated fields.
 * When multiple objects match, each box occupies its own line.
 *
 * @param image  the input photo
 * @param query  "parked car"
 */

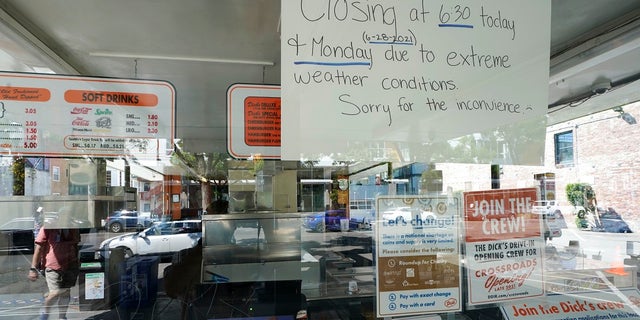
xmin=381 ymin=206 xmax=435 ymax=223
xmin=595 ymin=207 xmax=633 ymax=233
xmin=349 ymin=198 xmax=375 ymax=229
xmin=0 ymin=217 xmax=35 ymax=254
xmin=303 ymin=209 xmax=357 ymax=232
xmin=532 ymin=201 xmax=563 ymax=241
xmin=381 ymin=206 xmax=414 ymax=222
xmin=532 ymin=200 xmax=568 ymax=228
xmin=99 ymin=219 xmax=202 ymax=259
xmin=0 ymin=214 xmax=92 ymax=254
xmin=103 ymin=210 xmax=153 ymax=233
xmin=44 ymin=211 xmax=93 ymax=233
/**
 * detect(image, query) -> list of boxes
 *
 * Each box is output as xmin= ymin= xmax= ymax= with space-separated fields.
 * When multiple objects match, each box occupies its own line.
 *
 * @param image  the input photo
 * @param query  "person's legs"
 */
xmin=56 ymin=288 xmax=71 ymax=319
xmin=56 ymin=269 xmax=78 ymax=319
xmin=44 ymin=268 xmax=78 ymax=320
xmin=43 ymin=269 xmax=63 ymax=320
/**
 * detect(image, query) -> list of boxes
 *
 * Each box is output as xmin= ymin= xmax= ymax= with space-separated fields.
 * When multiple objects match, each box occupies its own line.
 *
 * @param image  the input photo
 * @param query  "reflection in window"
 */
xmin=52 ymin=166 xmax=60 ymax=181
xmin=554 ymin=130 xmax=574 ymax=166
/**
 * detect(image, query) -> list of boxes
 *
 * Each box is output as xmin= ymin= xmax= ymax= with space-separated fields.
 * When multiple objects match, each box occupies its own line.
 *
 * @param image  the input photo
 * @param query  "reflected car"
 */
xmin=0 ymin=217 xmax=35 ymax=254
xmin=303 ymin=209 xmax=355 ymax=232
xmin=381 ymin=207 xmax=434 ymax=223
xmin=104 ymin=210 xmax=153 ymax=233
xmin=532 ymin=202 xmax=563 ymax=241
xmin=596 ymin=207 xmax=632 ymax=233
xmin=381 ymin=206 xmax=414 ymax=222
xmin=99 ymin=219 xmax=202 ymax=259
xmin=44 ymin=212 xmax=93 ymax=234
xmin=532 ymin=200 xmax=567 ymax=228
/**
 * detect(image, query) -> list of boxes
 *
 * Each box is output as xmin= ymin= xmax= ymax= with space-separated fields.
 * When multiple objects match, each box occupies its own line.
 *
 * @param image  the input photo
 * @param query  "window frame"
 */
xmin=554 ymin=130 xmax=574 ymax=166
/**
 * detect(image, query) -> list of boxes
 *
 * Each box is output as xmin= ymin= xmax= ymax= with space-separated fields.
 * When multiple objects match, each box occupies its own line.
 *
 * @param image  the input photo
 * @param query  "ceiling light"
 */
xmin=300 ymin=179 xmax=333 ymax=184
xmin=89 ymin=51 xmax=274 ymax=66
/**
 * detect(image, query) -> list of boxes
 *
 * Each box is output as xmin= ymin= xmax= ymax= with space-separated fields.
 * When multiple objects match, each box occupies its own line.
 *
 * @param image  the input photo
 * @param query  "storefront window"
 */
xmin=0 ymin=1 xmax=638 ymax=320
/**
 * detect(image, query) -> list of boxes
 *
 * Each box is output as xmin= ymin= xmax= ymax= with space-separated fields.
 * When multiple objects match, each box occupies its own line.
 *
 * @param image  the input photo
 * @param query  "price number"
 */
xmin=23 ymin=142 xmax=38 ymax=149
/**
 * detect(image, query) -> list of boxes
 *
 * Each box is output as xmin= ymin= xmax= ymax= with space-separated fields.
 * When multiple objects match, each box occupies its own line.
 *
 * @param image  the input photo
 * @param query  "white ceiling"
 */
xmin=0 ymin=0 xmax=639 ymax=153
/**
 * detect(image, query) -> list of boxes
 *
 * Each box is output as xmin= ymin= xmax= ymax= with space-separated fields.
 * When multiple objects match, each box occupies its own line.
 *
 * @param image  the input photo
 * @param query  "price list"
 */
xmin=0 ymin=72 xmax=175 ymax=157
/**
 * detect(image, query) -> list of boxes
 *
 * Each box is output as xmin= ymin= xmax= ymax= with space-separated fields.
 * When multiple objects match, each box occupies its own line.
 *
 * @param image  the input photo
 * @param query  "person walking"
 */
xmin=33 ymin=206 xmax=44 ymax=238
xmin=28 ymin=208 xmax=80 ymax=320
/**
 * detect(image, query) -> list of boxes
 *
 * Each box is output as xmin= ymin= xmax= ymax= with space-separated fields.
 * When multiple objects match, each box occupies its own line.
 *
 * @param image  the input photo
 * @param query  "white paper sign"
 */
xmin=281 ymin=0 xmax=550 ymax=164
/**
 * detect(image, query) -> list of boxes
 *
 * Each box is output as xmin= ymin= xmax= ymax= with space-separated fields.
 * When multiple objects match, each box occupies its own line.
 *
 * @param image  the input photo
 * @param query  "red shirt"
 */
xmin=35 ymin=227 xmax=80 ymax=271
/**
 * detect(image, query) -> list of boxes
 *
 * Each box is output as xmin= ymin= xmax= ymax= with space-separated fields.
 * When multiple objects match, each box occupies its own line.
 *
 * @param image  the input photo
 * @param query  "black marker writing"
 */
xmin=339 ymin=93 xmax=392 ymax=126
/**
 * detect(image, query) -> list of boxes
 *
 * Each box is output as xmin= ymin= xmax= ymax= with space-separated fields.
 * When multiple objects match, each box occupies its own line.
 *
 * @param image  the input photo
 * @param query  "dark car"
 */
xmin=596 ymin=207 xmax=633 ymax=233
xmin=303 ymin=209 xmax=356 ymax=232
xmin=104 ymin=210 xmax=152 ymax=233
xmin=44 ymin=211 xmax=93 ymax=234
xmin=0 ymin=217 xmax=35 ymax=254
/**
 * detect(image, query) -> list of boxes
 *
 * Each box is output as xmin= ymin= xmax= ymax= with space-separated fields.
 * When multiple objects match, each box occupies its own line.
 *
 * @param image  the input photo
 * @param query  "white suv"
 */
xmin=99 ymin=219 xmax=202 ymax=259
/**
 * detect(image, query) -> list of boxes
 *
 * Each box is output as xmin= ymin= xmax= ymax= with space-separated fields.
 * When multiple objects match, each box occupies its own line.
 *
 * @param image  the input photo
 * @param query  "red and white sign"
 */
xmin=227 ymin=84 xmax=281 ymax=159
xmin=463 ymin=188 xmax=545 ymax=305
xmin=500 ymin=288 xmax=640 ymax=320
xmin=0 ymin=72 xmax=175 ymax=158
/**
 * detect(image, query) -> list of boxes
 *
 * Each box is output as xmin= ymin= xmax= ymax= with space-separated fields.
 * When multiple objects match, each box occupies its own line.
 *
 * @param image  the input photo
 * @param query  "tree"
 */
xmin=565 ymin=183 xmax=591 ymax=207
xmin=12 ymin=156 xmax=25 ymax=196
xmin=171 ymin=144 xmax=229 ymax=213
xmin=565 ymin=182 xmax=592 ymax=228
xmin=420 ymin=164 xmax=443 ymax=193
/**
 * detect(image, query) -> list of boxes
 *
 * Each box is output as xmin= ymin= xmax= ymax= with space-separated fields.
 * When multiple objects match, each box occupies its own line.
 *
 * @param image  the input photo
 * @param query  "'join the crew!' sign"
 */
xmin=463 ymin=188 xmax=545 ymax=305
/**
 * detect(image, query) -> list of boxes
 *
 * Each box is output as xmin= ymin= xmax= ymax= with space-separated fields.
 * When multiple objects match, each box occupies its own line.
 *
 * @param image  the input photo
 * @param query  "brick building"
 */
xmin=435 ymin=101 xmax=640 ymax=230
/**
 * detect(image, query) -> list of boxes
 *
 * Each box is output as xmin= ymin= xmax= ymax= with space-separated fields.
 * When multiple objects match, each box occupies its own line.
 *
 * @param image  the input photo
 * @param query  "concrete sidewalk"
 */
xmin=0 ymin=291 xmax=185 ymax=320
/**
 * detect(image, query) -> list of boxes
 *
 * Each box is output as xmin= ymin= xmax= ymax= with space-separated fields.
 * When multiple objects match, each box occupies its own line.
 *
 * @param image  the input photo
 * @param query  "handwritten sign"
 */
xmin=375 ymin=195 xmax=462 ymax=317
xmin=281 ymin=0 xmax=550 ymax=164
xmin=463 ymin=188 xmax=545 ymax=305
xmin=0 ymin=72 xmax=174 ymax=158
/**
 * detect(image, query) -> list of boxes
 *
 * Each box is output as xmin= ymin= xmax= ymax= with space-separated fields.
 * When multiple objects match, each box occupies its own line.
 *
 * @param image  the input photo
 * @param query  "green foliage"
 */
xmin=11 ymin=157 xmax=25 ymax=196
xmin=566 ymin=183 xmax=592 ymax=229
xmin=565 ymin=183 xmax=590 ymax=207
xmin=420 ymin=165 xmax=443 ymax=193
xmin=170 ymin=142 xmax=230 ymax=209
xmin=171 ymin=149 xmax=228 ymax=184
xmin=574 ymin=213 xmax=588 ymax=229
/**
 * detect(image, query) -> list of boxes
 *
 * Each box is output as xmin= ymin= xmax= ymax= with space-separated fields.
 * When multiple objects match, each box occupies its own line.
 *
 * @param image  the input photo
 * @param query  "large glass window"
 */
xmin=0 ymin=2 xmax=638 ymax=320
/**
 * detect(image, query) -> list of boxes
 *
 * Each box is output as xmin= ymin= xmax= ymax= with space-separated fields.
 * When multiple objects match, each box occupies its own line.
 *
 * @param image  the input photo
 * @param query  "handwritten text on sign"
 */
xmin=281 ymin=0 xmax=550 ymax=161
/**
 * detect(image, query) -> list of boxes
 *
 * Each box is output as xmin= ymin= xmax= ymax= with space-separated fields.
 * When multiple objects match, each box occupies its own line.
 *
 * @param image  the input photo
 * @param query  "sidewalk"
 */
xmin=0 ymin=291 xmax=185 ymax=320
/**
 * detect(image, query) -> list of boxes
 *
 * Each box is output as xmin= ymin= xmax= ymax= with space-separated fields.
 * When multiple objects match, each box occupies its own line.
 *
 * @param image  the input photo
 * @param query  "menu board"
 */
xmin=0 ymin=72 xmax=174 ymax=158
xmin=463 ymin=188 xmax=545 ymax=305
xmin=227 ymin=84 xmax=281 ymax=159
xmin=281 ymin=0 xmax=551 ymax=165
xmin=375 ymin=195 xmax=461 ymax=318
